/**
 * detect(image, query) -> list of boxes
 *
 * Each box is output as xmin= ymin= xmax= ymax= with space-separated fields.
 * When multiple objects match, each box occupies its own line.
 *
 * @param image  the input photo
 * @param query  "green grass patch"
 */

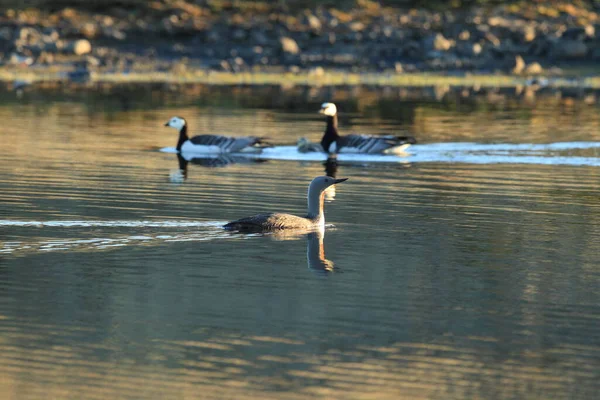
xmin=1 ymin=67 xmax=597 ymax=89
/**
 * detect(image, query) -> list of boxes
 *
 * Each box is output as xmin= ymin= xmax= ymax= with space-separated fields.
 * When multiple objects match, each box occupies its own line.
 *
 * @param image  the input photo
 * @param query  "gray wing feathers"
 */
xmin=224 ymin=213 xmax=312 ymax=231
xmin=189 ymin=135 xmax=267 ymax=152
xmin=341 ymin=134 xmax=415 ymax=153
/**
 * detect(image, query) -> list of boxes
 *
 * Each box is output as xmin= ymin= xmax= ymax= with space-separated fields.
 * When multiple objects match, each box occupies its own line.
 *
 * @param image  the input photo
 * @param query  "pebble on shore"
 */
xmin=0 ymin=2 xmax=596 ymax=76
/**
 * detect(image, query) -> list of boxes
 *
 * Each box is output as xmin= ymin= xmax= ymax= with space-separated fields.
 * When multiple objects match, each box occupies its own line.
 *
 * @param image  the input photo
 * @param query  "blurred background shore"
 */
xmin=2 ymin=1 xmax=600 ymax=85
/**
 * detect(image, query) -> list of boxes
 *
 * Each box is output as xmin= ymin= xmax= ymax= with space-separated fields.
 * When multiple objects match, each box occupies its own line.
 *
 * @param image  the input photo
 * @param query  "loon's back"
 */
xmin=223 ymin=213 xmax=316 ymax=232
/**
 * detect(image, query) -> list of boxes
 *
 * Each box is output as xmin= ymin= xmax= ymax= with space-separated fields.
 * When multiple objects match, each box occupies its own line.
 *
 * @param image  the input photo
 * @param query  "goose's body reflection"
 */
xmin=323 ymin=157 xmax=338 ymax=201
xmin=170 ymin=154 xmax=267 ymax=182
xmin=306 ymin=230 xmax=336 ymax=275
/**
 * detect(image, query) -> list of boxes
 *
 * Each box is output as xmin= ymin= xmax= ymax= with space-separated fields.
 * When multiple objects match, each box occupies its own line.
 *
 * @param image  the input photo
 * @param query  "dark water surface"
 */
xmin=1 ymin=85 xmax=599 ymax=399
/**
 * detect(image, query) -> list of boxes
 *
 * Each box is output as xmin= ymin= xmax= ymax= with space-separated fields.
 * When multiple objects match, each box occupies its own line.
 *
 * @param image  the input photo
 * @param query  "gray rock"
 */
xmin=17 ymin=27 xmax=40 ymax=43
xmin=85 ymin=55 xmax=101 ymax=67
xmin=590 ymin=46 xmax=600 ymax=60
xmin=9 ymin=53 xmax=33 ymax=66
xmin=522 ymin=26 xmax=536 ymax=43
xmin=527 ymin=35 xmax=550 ymax=57
xmin=524 ymin=62 xmax=543 ymax=75
xmin=561 ymin=26 xmax=594 ymax=41
xmin=103 ymin=27 xmax=126 ymax=41
xmin=328 ymin=32 xmax=336 ymax=45
xmin=552 ymin=39 xmax=587 ymax=59
xmin=308 ymin=66 xmax=325 ymax=77
xmin=484 ymin=32 xmax=501 ymax=46
xmin=219 ymin=59 xmax=231 ymax=71
xmin=206 ymin=30 xmax=220 ymax=43
xmin=306 ymin=14 xmax=321 ymax=31
xmin=232 ymin=29 xmax=246 ymax=41
xmin=280 ymin=37 xmax=300 ymax=55
xmin=81 ymin=22 xmax=98 ymax=39
xmin=458 ymin=30 xmax=470 ymax=40
xmin=349 ymin=22 xmax=365 ymax=32
xmin=43 ymin=29 xmax=59 ymax=42
xmin=456 ymin=41 xmax=482 ymax=57
xmin=403 ymin=40 xmax=423 ymax=59
xmin=505 ymin=55 xmax=525 ymax=74
xmin=233 ymin=57 xmax=244 ymax=66
xmin=424 ymin=33 xmax=452 ymax=51
xmin=0 ymin=27 xmax=13 ymax=41
xmin=36 ymin=51 xmax=54 ymax=64
xmin=251 ymin=30 xmax=268 ymax=46
xmin=42 ymin=40 xmax=62 ymax=53
xmin=68 ymin=39 xmax=92 ymax=55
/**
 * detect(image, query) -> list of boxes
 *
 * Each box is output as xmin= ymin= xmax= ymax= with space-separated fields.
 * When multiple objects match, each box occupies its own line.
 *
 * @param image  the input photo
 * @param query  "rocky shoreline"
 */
xmin=1 ymin=1 xmax=600 ymax=82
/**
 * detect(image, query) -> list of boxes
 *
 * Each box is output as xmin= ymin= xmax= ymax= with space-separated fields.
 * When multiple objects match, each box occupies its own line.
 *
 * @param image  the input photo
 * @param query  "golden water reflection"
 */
xmin=0 ymin=85 xmax=599 ymax=399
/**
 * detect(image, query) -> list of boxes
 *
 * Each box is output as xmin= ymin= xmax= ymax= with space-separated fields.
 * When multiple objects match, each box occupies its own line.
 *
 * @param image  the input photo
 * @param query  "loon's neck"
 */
xmin=320 ymin=115 xmax=339 ymax=152
xmin=307 ymin=188 xmax=326 ymax=226
xmin=176 ymin=125 xmax=189 ymax=152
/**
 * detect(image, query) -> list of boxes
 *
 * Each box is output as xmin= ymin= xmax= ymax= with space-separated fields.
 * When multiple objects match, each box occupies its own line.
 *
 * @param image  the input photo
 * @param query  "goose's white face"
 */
xmin=319 ymin=102 xmax=337 ymax=117
xmin=165 ymin=116 xmax=186 ymax=130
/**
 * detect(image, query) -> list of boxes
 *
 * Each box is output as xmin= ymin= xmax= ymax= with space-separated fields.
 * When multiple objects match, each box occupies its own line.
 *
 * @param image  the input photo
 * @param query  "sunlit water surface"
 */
xmin=0 ymin=85 xmax=599 ymax=399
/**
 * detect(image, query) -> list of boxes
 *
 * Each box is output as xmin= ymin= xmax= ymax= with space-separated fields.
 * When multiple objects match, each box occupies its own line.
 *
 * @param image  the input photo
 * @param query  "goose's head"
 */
xmin=164 ymin=116 xmax=186 ymax=130
xmin=297 ymin=137 xmax=311 ymax=147
xmin=309 ymin=175 xmax=347 ymax=193
xmin=319 ymin=102 xmax=337 ymax=117
xmin=297 ymin=137 xmax=312 ymax=152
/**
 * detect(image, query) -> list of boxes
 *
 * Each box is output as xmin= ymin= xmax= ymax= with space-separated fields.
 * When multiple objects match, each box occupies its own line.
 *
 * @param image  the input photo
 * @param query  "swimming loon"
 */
xmin=319 ymin=102 xmax=417 ymax=155
xmin=165 ymin=116 xmax=270 ymax=153
xmin=223 ymin=176 xmax=347 ymax=232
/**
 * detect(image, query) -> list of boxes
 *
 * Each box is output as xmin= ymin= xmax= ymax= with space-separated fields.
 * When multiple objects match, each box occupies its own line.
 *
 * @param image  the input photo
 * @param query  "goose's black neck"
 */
xmin=320 ymin=115 xmax=339 ymax=152
xmin=176 ymin=125 xmax=189 ymax=152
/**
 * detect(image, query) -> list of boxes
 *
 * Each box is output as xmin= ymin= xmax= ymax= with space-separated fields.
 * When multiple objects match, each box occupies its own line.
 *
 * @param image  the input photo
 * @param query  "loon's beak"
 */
xmin=333 ymin=178 xmax=348 ymax=184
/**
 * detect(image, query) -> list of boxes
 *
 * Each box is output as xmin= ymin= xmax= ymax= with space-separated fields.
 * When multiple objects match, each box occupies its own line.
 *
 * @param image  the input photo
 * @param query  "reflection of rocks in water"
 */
xmin=307 ymin=231 xmax=336 ymax=275
xmin=169 ymin=153 xmax=267 ymax=183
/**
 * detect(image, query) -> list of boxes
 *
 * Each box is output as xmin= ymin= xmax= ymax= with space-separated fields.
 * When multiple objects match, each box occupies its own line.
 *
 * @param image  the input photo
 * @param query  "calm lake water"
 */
xmin=1 ymin=84 xmax=599 ymax=399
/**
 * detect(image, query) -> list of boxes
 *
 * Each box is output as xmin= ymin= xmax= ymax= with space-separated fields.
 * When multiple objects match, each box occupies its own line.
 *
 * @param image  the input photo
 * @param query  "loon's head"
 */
xmin=309 ymin=175 xmax=347 ymax=193
xmin=164 ymin=116 xmax=186 ymax=130
xmin=318 ymin=102 xmax=337 ymax=117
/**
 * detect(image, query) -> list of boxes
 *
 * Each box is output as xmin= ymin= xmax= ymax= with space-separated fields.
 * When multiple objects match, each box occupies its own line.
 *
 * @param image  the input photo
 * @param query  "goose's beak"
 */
xmin=164 ymin=122 xmax=170 ymax=126
xmin=318 ymin=108 xmax=325 ymax=114
xmin=334 ymin=178 xmax=348 ymax=184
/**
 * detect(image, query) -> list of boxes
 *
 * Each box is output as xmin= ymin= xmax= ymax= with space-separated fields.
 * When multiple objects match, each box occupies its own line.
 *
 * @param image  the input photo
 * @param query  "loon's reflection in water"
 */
xmin=306 ymin=230 xmax=337 ymax=276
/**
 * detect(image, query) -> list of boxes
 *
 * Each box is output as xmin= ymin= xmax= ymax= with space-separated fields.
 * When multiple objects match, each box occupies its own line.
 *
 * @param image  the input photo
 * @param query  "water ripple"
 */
xmin=163 ymin=142 xmax=600 ymax=166
xmin=0 ymin=219 xmax=225 ymax=228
